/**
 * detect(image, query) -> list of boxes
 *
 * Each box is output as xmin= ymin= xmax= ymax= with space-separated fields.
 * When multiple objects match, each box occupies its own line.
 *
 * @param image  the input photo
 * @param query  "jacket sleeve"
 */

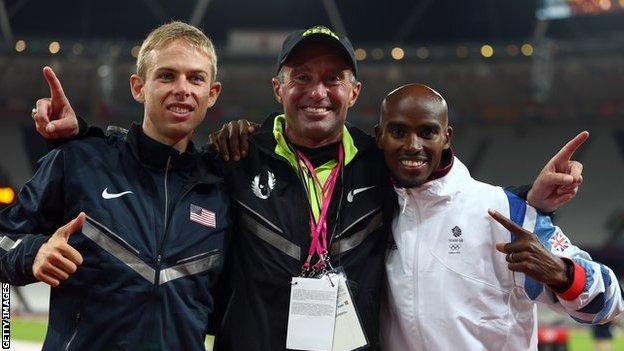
xmin=0 ymin=148 xmax=67 ymax=286
xmin=505 ymin=191 xmax=623 ymax=324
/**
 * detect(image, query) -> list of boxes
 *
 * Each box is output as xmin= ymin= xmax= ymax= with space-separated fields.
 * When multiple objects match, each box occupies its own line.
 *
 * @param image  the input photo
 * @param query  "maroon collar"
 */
xmin=426 ymin=148 xmax=454 ymax=182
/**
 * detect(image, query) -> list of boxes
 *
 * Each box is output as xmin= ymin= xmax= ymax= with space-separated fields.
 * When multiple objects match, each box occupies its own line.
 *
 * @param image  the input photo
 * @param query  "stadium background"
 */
xmin=0 ymin=0 xmax=623 ymax=349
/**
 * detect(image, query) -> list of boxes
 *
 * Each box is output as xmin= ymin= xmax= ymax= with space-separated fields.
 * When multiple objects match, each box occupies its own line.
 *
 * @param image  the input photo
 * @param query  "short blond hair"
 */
xmin=136 ymin=21 xmax=218 ymax=80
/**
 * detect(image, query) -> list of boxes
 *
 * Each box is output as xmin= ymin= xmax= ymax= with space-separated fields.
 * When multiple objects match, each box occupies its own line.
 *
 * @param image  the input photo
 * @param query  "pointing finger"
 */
xmin=43 ymin=66 xmax=68 ymax=104
xmin=551 ymin=131 xmax=589 ymax=165
xmin=488 ymin=209 xmax=532 ymax=239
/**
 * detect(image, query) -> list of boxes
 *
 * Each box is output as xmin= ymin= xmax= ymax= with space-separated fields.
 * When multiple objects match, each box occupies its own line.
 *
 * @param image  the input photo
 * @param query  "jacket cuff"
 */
xmin=19 ymin=235 xmax=48 ymax=284
xmin=556 ymin=260 xmax=586 ymax=301
xmin=505 ymin=184 xmax=531 ymax=200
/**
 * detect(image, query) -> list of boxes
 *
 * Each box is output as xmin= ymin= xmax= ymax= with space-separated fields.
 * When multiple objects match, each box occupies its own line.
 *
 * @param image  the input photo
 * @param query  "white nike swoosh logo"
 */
xmin=102 ymin=188 xmax=134 ymax=200
xmin=347 ymin=186 xmax=375 ymax=203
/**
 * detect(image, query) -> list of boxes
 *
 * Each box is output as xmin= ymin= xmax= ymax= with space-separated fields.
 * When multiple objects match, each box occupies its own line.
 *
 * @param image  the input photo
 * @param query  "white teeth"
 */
xmin=303 ymin=107 xmax=329 ymax=113
xmin=401 ymin=160 xmax=425 ymax=167
xmin=169 ymin=106 xmax=190 ymax=114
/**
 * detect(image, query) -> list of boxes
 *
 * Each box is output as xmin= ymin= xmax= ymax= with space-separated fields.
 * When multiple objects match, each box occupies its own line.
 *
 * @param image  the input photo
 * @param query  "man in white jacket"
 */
xmin=377 ymin=83 xmax=623 ymax=350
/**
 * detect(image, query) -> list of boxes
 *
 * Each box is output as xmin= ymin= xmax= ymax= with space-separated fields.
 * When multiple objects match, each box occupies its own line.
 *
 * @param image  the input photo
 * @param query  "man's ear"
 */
xmin=206 ymin=81 xmax=222 ymax=108
xmin=130 ymin=74 xmax=145 ymax=103
xmin=444 ymin=126 xmax=453 ymax=150
xmin=374 ymin=124 xmax=382 ymax=149
xmin=271 ymin=77 xmax=283 ymax=105
xmin=348 ymin=81 xmax=362 ymax=107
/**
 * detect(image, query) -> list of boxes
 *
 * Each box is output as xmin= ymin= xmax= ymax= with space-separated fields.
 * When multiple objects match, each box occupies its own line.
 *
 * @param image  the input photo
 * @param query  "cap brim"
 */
xmin=279 ymin=33 xmax=357 ymax=76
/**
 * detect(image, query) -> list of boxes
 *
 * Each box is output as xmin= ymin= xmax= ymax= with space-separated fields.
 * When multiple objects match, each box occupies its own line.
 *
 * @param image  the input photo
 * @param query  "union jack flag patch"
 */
xmin=190 ymin=204 xmax=216 ymax=228
xmin=549 ymin=230 xmax=571 ymax=252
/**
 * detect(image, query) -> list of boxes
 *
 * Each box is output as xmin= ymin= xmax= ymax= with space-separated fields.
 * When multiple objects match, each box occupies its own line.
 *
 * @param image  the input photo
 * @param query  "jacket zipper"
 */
xmin=154 ymin=156 xmax=172 ymax=284
xmin=412 ymin=190 xmax=426 ymax=345
xmin=64 ymin=312 xmax=80 ymax=351
xmin=153 ymin=164 xmax=207 ymax=285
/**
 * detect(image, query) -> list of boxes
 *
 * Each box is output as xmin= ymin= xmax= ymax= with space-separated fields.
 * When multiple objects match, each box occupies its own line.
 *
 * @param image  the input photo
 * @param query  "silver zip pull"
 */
xmin=65 ymin=312 xmax=81 ymax=351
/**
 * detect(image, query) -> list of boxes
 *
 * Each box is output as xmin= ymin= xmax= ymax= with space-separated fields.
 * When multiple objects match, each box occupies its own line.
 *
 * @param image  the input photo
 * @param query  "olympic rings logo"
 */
xmin=449 ymin=243 xmax=461 ymax=251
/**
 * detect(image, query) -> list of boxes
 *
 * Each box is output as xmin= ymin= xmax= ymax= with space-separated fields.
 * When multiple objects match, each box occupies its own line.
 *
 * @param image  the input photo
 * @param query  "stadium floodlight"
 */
xmin=480 ymin=45 xmax=494 ymax=58
xmin=354 ymin=48 xmax=367 ymax=61
xmin=521 ymin=43 xmax=534 ymax=56
xmin=48 ymin=41 xmax=60 ymax=54
xmin=15 ymin=40 xmax=25 ymax=52
xmin=391 ymin=47 xmax=405 ymax=60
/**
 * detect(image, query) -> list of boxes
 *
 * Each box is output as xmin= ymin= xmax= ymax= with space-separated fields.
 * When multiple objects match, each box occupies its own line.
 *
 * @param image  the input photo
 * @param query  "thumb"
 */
xmin=57 ymin=212 xmax=86 ymax=240
xmin=495 ymin=243 xmax=507 ymax=253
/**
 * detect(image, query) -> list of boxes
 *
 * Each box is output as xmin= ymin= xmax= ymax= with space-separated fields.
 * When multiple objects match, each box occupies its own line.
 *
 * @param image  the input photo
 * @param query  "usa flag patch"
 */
xmin=190 ymin=204 xmax=216 ymax=228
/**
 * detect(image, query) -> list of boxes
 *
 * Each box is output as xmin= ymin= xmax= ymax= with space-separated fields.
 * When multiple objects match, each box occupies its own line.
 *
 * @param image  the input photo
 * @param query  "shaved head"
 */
xmin=376 ymin=83 xmax=452 ymax=188
xmin=380 ymin=83 xmax=448 ymax=127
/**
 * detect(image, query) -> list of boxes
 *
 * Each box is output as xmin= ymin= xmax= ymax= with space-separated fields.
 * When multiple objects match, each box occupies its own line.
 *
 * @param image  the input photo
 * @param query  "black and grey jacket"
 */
xmin=212 ymin=114 xmax=394 ymax=350
xmin=0 ymin=124 xmax=230 ymax=350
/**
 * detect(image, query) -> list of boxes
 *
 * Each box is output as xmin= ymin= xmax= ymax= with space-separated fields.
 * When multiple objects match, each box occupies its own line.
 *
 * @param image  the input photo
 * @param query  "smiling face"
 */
xmin=376 ymin=84 xmax=452 ymax=188
xmin=272 ymin=41 xmax=361 ymax=148
xmin=130 ymin=39 xmax=221 ymax=151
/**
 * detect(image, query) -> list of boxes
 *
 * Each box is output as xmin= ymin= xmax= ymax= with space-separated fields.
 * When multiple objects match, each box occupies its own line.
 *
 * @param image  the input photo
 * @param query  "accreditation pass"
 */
xmin=330 ymin=271 xmax=367 ymax=351
xmin=286 ymin=275 xmax=338 ymax=351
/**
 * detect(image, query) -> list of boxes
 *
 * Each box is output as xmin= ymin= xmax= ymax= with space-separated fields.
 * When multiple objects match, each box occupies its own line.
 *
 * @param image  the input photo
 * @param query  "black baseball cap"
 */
xmin=277 ymin=25 xmax=358 ymax=77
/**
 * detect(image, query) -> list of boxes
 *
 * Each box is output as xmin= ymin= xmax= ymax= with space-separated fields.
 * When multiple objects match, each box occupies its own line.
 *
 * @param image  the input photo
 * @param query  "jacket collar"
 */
xmin=125 ymin=123 xmax=221 ymax=183
xmin=395 ymin=155 xmax=471 ymax=211
xmin=251 ymin=112 xmax=376 ymax=164
xmin=272 ymin=114 xmax=358 ymax=168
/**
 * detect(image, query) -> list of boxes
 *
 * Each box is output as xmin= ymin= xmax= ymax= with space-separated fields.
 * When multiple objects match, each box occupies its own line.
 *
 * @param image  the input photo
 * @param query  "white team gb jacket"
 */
xmin=381 ymin=157 xmax=623 ymax=351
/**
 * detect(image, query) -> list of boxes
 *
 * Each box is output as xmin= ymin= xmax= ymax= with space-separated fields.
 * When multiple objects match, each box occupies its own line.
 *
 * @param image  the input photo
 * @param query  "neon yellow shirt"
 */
xmin=273 ymin=114 xmax=358 ymax=221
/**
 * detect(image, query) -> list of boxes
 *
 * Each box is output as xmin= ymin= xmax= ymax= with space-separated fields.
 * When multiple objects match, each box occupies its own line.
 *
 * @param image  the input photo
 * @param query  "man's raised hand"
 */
xmin=527 ymin=131 xmax=589 ymax=213
xmin=32 ymin=66 xmax=79 ymax=139
xmin=32 ymin=212 xmax=85 ymax=287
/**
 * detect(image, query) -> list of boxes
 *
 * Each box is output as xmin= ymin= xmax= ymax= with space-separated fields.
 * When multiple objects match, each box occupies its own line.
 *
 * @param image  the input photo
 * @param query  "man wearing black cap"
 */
xmin=210 ymin=25 xmax=394 ymax=350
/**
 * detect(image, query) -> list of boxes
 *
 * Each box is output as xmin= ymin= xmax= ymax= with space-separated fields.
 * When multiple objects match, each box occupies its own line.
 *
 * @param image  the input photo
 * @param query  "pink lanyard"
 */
xmin=295 ymin=144 xmax=344 ymax=277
